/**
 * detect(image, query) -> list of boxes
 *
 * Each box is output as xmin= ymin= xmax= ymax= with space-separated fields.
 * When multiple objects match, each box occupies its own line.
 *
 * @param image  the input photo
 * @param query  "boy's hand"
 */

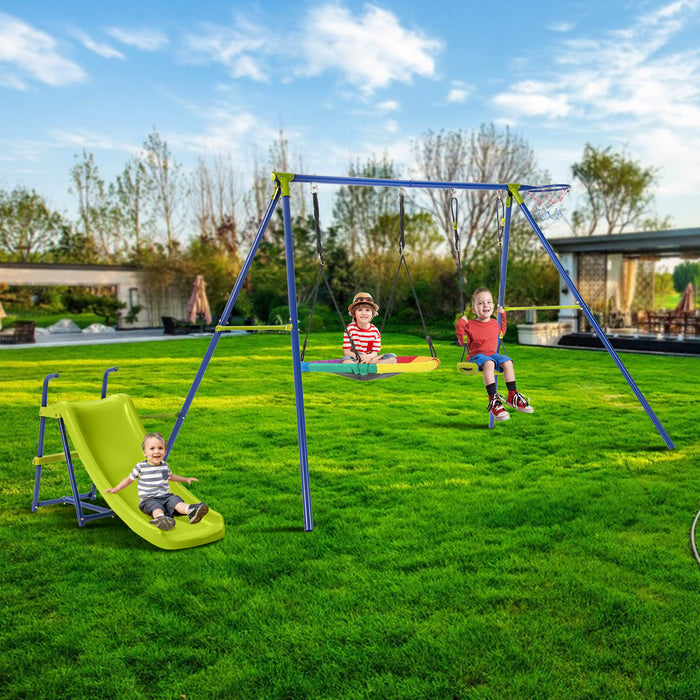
xmin=497 ymin=306 xmax=504 ymax=314
xmin=104 ymin=487 xmax=115 ymax=493
xmin=185 ymin=477 xmax=199 ymax=484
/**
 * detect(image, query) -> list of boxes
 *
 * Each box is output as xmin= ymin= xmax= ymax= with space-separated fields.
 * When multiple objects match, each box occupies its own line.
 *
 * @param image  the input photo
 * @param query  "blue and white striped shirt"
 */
xmin=130 ymin=460 xmax=172 ymax=501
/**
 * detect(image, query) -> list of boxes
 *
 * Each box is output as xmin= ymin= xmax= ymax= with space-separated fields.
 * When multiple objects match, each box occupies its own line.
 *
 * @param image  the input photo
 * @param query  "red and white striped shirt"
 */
xmin=343 ymin=322 xmax=382 ymax=355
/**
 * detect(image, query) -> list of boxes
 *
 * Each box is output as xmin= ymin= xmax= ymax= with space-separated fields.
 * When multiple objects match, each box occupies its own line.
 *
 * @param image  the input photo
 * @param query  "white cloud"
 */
xmin=547 ymin=22 xmax=573 ymax=32
xmin=71 ymin=29 xmax=124 ymax=59
xmin=106 ymin=27 xmax=169 ymax=52
xmin=447 ymin=88 xmax=468 ymax=103
xmin=183 ymin=21 xmax=268 ymax=81
xmin=377 ymin=100 xmax=400 ymax=112
xmin=493 ymin=81 xmax=572 ymax=118
xmin=494 ymin=0 xmax=700 ymax=129
xmin=299 ymin=4 xmax=441 ymax=95
xmin=382 ymin=119 xmax=399 ymax=134
xmin=0 ymin=12 xmax=85 ymax=87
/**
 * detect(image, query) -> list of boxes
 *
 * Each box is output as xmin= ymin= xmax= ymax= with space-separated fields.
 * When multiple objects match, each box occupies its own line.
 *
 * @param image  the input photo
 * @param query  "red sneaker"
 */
xmin=506 ymin=391 xmax=534 ymax=413
xmin=488 ymin=394 xmax=510 ymax=421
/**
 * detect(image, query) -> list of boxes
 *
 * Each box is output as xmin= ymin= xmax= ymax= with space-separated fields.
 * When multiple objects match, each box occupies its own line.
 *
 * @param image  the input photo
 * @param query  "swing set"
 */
xmin=31 ymin=172 xmax=674 ymax=540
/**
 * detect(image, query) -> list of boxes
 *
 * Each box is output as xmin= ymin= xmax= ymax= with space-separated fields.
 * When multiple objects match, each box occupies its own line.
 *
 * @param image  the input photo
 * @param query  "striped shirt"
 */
xmin=343 ymin=322 xmax=382 ymax=355
xmin=130 ymin=460 xmax=172 ymax=501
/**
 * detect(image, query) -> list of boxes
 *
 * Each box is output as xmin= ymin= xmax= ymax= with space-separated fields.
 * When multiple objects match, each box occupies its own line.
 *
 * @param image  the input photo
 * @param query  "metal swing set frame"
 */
xmin=164 ymin=172 xmax=674 ymax=533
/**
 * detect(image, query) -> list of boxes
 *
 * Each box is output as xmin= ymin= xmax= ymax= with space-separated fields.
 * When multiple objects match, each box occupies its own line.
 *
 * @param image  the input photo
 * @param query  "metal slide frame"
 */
xmin=166 ymin=173 xmax=675 ymax=533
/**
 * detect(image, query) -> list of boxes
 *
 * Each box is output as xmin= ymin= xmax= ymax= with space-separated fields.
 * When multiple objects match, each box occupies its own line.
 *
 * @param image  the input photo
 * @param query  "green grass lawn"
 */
xmin=1 ymin=333 xmax=699 ymax=699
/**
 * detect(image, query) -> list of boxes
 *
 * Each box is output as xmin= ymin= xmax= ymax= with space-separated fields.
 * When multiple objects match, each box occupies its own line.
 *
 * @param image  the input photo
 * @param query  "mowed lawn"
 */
xmin=1 ymin=332 xmax=699 ymax=700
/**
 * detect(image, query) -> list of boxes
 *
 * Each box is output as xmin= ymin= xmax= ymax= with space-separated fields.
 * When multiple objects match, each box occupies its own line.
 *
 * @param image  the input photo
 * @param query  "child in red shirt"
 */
xmin=455 ymin=287 xmax=533 ymax=422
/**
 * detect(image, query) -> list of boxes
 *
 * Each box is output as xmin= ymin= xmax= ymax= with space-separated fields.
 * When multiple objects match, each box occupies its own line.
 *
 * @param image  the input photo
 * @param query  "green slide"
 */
xmin=49 ymin=393 xmax=225 ymax=550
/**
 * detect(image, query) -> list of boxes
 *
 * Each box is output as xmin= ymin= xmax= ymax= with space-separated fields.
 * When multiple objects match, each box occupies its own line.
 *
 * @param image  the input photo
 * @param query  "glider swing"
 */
xmin=299 ymin=184 xmax=439 ymax=381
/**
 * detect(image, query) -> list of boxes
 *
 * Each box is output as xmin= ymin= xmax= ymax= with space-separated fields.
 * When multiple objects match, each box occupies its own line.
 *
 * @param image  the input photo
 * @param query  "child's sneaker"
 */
xmin=488 ymin=394 xmax=510 ymax=421
xmin=506 ymin=391 xmax=534 ymax=413
xmin=150 ymin=515 xmax=176 ymax=530
xmin=188 ymin=502 xmax=209 ymax=524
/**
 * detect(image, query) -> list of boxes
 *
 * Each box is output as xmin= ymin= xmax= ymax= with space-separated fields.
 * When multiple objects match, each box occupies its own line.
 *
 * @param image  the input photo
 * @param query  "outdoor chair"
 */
xmin=161 ymin=316 xmax=190 ymax=335
xmin=0 ymin=320 xmax=36 ymax=344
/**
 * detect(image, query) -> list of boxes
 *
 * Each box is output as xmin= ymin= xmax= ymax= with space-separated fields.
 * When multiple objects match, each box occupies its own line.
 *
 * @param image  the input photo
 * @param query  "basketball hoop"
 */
xmin=526 ymin=186 xmax=570 ymax=221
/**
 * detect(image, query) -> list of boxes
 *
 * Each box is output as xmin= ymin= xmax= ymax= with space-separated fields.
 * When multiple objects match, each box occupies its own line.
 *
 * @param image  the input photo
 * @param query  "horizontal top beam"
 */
xmin=274 ymin=172 xmax=569 ymax=194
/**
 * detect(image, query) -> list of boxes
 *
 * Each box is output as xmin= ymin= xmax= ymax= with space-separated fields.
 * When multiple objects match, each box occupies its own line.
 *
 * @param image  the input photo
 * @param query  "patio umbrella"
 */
xmin=186 ymin=275 xmax=212 ymax=328
xmin=675 ymin=282 xmax=695 ymax=312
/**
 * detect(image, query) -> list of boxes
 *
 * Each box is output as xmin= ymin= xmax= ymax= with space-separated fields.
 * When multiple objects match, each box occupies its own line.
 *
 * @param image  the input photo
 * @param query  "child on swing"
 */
xmin=455 ymin=287 xmax=534 ymax=422
xmin=342 ymin=292 xmax=398 ymax=364
xmin=105 ymin=432 xmax=209 ymax=530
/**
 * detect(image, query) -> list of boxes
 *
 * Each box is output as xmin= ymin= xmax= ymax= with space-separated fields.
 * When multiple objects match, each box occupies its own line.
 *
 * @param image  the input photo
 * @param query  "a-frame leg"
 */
xmin=509 ymin=184 xmax=674 ymax=449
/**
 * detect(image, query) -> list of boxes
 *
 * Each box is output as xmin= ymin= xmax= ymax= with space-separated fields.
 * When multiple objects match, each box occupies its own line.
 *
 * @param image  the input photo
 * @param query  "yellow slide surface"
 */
xmin=52 ymin=394 xmax=225 ymax=550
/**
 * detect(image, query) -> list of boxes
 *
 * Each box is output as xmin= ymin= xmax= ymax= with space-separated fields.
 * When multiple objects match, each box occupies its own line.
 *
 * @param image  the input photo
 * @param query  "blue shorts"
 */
xmin=138 ymin=494 xmax=185 ymax=517
xmin=468 ymin=353 xmax=512 ymax=373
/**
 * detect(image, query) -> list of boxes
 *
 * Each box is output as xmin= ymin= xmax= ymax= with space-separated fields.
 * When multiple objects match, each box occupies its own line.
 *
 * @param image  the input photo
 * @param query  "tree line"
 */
xmin=0 ymin=125 xmax=671 ymax=331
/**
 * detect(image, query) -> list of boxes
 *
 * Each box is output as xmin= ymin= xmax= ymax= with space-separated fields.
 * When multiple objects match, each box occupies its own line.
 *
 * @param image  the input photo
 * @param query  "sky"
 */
xmin=2 ymin=0 xmax=700 ymax=238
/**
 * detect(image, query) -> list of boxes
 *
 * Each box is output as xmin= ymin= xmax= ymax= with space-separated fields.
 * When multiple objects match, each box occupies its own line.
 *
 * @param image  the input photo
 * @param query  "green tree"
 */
xmin=672 ymin=261 xmax=699 ymax=294
xmin=0 ymin=187 xmax=69 ymax=262
xmin=571 ymin=144 xmax=671 ymax=235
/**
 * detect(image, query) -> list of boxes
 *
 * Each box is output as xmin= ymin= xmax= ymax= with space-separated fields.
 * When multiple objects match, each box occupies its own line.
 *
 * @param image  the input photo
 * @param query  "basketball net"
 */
xmin=526 ymin=187 xmax=570 ymax=221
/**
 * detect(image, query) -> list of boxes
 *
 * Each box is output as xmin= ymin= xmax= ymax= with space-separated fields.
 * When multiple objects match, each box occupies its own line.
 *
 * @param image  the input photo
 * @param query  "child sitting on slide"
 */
xmin=105 ymin=432 xmax=209 ymax=531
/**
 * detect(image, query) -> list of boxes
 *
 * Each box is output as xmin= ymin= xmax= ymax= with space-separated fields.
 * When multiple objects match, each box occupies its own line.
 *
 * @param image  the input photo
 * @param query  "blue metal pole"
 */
xmin=101 ymin=367 xmax=118 ymax=398
xmin=58 ymin=418 xmax=87 ymax=526
xmin=33 ymin=372 xmax=59 ymax=511
xmin=166 ymin=185 xmax=282 ymax=458
xmin=277 ymin=174 xmax=313 ymax=531
xmin=287 ymin=172 xmax=569 ymax=193
xmin=490 ymin=194 xmax=514 ymax=429
xmin=509 ymin=184 xmax=674 ymax=450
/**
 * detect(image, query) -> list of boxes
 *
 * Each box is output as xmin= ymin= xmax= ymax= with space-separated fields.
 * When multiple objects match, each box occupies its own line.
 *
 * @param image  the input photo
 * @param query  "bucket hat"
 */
xmin=348 ymin=292 xmax=379 ymax=317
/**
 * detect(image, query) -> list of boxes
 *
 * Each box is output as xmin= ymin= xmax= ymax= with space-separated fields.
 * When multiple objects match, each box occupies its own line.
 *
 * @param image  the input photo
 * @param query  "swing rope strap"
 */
xmin=301 ymin=190 xmax=362 ymax=362
xmin=451 ymin=192 xmax=465 ymax=315
xmin=381 ymin=191 xmax=436 ymax=359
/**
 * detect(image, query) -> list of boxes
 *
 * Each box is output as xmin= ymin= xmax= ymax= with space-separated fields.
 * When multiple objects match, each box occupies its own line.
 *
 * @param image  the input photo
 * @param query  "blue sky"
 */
xmin=2 ymin=0 xmax=700 ymax=233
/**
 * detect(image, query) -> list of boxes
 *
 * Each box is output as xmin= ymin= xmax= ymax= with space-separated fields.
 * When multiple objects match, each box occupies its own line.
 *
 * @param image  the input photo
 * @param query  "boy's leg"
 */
xmin=174 ymin=501 xmax=190 ymax=516
xmin=501 ymin=360 xmax=515 ymax=383
xmin=148 ymin=505 xmax=176 ymax=530
xmin=376 ymin=353 xmax=398 ymax=364
xmin=481 ymin=359 xmax=496 ymax=386
xmin=499 ymin=360 xmax=534 ymax=413
xmin=173 ymin=499 xmax=209 ymax=524
xmin=482 ymin=360 xmax=509 ymax=422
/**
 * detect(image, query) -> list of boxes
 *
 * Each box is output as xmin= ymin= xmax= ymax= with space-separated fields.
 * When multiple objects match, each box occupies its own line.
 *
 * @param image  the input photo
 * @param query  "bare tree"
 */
xmin=142 ymin=131 xmax=187 ymax=258
xmin=245 ymin=129 xmax=307 ymax=230
xmin=116 ymin=156 xmax=153 ymax=258
xmin=412 ymin=124 xmax=548 ymax=274
xmin=411 ymin=129 xmax=469 ymax=259
xmin=191 ymin=154 xmax=243 ymax=258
